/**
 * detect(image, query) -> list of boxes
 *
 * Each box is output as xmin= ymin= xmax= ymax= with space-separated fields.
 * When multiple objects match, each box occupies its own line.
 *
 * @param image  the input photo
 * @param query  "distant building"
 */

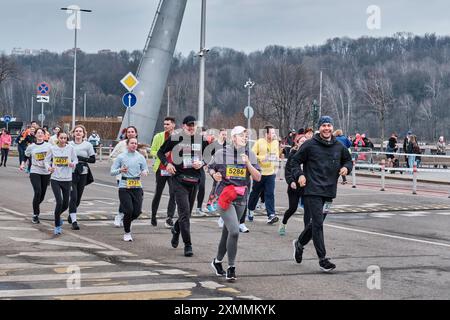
xmin=98 ymin=49 xmax=116 ymax=55
xmin=11 ymin=47 xmax=45 ymax=56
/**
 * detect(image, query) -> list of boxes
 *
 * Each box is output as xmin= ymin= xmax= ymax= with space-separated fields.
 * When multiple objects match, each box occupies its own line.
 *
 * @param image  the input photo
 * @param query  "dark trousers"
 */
xmin=18 ymin=145 xmax=26 ymax=164
xmin=119 ymin=188 xmax=143 ymax=233
xmin=172 ymin=176 xmax=198 ymax=246
xmin=51 ymin=180 xmax=71 ymax=227
xmin=297 ymin=195 xmax=330 ymax=260
xmin=29 ymin=173 xmax=51 ymax=216
xmin=69 ymin=174 xmax=88 ymax=214
xmin=282 ymin=186 xmax=303 ymax=225
xmin=1 ymin=148 xmax=9 ymax=165
xmin=151 ymin=169 xmax=176 ymax=219
xmin=248 ymin=174 xmax=276 ymax=216
xmin=196 ymin=169 xmax=206 ymax=209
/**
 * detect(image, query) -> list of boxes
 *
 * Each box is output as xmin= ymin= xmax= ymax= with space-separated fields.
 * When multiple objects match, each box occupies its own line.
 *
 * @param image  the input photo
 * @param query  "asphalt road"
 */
xmin=0 ymin=158 xmax=449 ymax=300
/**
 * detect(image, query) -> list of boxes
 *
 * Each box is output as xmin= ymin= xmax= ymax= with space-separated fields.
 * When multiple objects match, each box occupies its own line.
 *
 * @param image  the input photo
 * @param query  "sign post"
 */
xmin=36 ymin=82 xmax=50 ymax=127
xmin=120 ymin=72 xmax=139 ymax=127
xmin=3 ymin=115 xmax=11 ymax=131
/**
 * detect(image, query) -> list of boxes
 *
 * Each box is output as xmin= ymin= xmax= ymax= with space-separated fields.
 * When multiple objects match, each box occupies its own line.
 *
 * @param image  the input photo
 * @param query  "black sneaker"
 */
xmin=211 ymin=259 xmax=225 ymax=276
xmin=151 ymin=215 xmax=157 ymax=227
xmin=319 ymin=258 xmax=336 ymax=272
xmin=184 ymin=245 xmax=193 ymax=257
xmin=71 ymin=221 xmax=80 ymax=230
xmin=226 ymin=266 xmax=236 ymax=282
xmin=171 ymin=227 xmax=180 ymax=248
xmin=267 ymin=215 xmax=279 ymax=225
xmin=292 ymin=239 xmax=303 ymax=264
xmin=165 ymin=218 xmax=174 ymax=229
xmin=68 ymin=215 xmax=72 ymax=224
xmin=32 ymin=215 xmax=40 ymax=224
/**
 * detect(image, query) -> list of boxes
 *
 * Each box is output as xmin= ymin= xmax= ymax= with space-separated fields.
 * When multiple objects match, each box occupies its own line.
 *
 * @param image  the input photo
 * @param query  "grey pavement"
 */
xmin=0 ymin=157 xmax=449 ymax=300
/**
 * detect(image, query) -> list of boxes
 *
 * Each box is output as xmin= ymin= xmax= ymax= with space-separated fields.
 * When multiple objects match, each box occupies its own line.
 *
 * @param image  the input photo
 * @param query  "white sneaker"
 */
xmin=239 ymin=223 xmax=249 ymax=233
xmin=123 ymin=233 xmax=133 ymax=242
xmin=114 ymin=213 xmax=124 ymax=228
xmin=217 ymin=217 xmax=224 ymax=228
xmin=194 ymin=208 xmax=207 ymax=217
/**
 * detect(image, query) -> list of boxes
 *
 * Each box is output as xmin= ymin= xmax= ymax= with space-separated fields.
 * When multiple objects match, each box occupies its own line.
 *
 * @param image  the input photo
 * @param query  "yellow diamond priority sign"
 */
xmin=120 ymin=72 xmax=139 ymax=92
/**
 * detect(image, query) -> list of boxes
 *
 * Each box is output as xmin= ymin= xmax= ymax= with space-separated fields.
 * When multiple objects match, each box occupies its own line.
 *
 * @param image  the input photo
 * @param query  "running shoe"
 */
xmin=217 ymin=217 xmax=224 ymax=228
xmin=211 ymin=258 xmax=226 ymax=276
xmin=239 ymin=223 xmax=249 ymax=233
xmin=278 ymin=223 xmax=286 ymax=236
xmin=54 ymin=226 xmax=62 ymax=235
xmin=226 ymin=266 xmax=236 ymax=282
xmin=32 ymin=215 xmax=40 ymax=224
xmin=113 ymin=213 xmax=123 ymax=228
xmin=247 ymin=210 xmax=254 ymax=222
xmin=71 ymin=221 xmax=80 ymax=230
xmin=267 ymin=215 xmax=279 ymax=224
xmin=319 ymin=258 xmax=336 ymax=272
xmin=164 ymin=218 xmax=174 ymax=229
xmin=292 ymin=239 xmax=303 ymax=264
xmin=123 ymin=233 xmax=133 ymax=242
xmin=206 ymin=204 xmax=216 ymax=212
xmin=193 ymin=208 xmax=207 ymax=217
xmin=151 ymin=215 xmax=157 ymax=227
xmin=184 ymin=245 xmax=193 ymax=257
xmin=171 ymin=227 xmax=180 ymax=248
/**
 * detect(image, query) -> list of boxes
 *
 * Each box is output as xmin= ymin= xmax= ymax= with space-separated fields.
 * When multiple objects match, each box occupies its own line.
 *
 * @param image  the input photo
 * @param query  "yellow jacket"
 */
xmin=252 ymin=138 xmax=280 ymax=176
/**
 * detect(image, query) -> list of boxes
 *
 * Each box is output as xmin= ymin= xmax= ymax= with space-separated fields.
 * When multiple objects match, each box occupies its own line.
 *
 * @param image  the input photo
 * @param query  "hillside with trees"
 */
xmin=1 ymin=32 xmax=450 ymax=142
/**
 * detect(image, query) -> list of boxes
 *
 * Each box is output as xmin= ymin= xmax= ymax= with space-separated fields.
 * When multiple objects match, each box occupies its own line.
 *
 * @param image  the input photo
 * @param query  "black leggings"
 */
xmin=1 ymin=148 xmax=9 ymax=165
xmin=119 ymin=188 xmax=143 ymax=233
xmin=51 ymin=180 xmax=71 ymax=227
xmin=69 ymin=174 xmax=88 ymax=214
xmin=196 ymin=169 xmax=206 ymax=209
xmin=29 ymin=173 xmax=51 ymax=216
xmin=282 ymin=187 xmax=303 ymax=225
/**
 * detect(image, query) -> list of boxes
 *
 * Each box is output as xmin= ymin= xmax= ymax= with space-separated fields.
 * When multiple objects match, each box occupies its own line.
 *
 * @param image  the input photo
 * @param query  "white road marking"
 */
xmin=325 ymin=223 xmax=450 ymax=248
xmin=200 ymin=281 xmax=225 ymax=289
xmin=0 ymin=271 xmax=158 ymax=282
xmin=9 ymin=237 xmax=104 ymax=250
xmin=0 ymin=216 xmax=25 ymax=221
xmin=97 ymin=251 xmax=136 ymax=257
xmin=7 ymin=251 xmax=89 ymax=258
xmin=0 ymin=227 xmax=37 ymax=231
xmin=155 ymin=269 xmax=189 ymax=275
xmin=121 ymin=259 xmax=158 ymax=265
xmin=369 ymin=213 xmax=396 ymax=218
xmin=0 ymin=261 xmax=112 ymax=270
xmin=0 ymin=282 xmax=197 ymax=298
xmin=400 ymin=212 xmax=427 ymax=217
xmin=435 ymin=212 xmax=450 ymax=215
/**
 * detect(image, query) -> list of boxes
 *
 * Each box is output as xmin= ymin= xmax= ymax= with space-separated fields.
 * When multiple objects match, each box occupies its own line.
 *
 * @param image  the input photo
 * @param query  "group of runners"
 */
xmin=20 ymin=114 xmax=352 ymax=281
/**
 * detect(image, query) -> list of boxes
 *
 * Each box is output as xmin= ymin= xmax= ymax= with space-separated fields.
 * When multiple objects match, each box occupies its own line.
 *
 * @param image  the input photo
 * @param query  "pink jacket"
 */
xmin=0 ymin=134 xmax=12 ymax=149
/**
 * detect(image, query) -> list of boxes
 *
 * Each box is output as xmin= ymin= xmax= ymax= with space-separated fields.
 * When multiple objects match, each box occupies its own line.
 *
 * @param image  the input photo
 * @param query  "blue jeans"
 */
xmin=248 ymin=174 xmax=276 ymax=217
xmin=408 ymin=155 xmax=416 ymax=174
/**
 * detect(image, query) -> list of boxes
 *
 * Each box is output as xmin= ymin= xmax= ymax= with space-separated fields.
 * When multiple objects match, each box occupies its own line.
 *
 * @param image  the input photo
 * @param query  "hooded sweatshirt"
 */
xmin=291 ymin=133 xmax=353 ymax=199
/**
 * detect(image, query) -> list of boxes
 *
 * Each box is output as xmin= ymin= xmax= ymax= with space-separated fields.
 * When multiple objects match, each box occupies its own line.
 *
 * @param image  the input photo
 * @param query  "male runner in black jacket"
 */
xmin=291 ymin=116 xmax=352 ymax=272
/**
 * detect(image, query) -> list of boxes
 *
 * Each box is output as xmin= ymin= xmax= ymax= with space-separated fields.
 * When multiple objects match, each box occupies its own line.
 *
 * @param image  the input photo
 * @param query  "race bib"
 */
xmin=54 ymin=157 xmax=69 ymax=167
xmin=126 ymin=178 xmax=142 ymax=188
xmin=191 ymin=144 xmax=201 ymax=151
xmin=35 ymin=152 xmax=46 ymax=161
xmin=183 ymin=156 xmax=193 ymax=169
xmin=226 ymin=165 xmax=247 ymax=180
xmin=268 ymin=153 xmax=278 ymax=162
xmin=160 ymin=169 xmax=171 ymax=177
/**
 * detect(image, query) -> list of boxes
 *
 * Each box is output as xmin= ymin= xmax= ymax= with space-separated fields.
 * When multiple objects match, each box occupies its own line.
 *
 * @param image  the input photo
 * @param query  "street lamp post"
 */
xmin=319 ymin=70 xmax=323 ymax=119
xmin=83 ymin=92 xmax=87 ymax=120
xmin=312 ymin=99 xmax=319 ymax=129
xmin=244 ymin=78 xmax=255 ymax=131
xmin=197 ymin=0 xmax=207 ymax=128
xmin=60 ymin=7 xmax=92 ymax=130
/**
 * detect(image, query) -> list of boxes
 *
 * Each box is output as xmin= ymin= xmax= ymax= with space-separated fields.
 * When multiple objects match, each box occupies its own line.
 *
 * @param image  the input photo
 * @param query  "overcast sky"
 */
xmin=1 ymin=0 xmax=450 ymax=55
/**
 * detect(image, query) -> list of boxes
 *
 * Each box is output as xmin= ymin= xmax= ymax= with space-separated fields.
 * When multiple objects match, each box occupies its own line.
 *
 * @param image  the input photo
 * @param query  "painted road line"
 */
xmin=325 ymin=223 xmax=450 ymax=248
xmin=155 ymin=269 xmax=189 ymax=275
xmin=0 ymin=216 xmax=25 ymax=221
xmin=121 ymin=259 xmax=159 ymax=265
xmin=0 ymin=282 xmax=197 ymax=298
xmin=9 ymin=237 xmax=104 ymax=250
xmin=0 ymin=227 xmax=38 ymax=231
xmin=435 ymin=212 xmax=450 ymax=215
xmin=200 ymin=281 xmax=225 ymax=290
xmin=3 ymin=207 xmax=127 ymax=253
xmin=400 ymin=212 xmax=427 ymax=217
xmin=97 ymin=251 xmax=137 ymax=257
xmin=0 ymin=261 xmax=112 ymax=270
xmin=0 ymin=271 xmax=158 ymax=283
xmin=55 ymin=290 xmax=192 ymax=300
xmin=7 ymin=251 xmax=89 ymax=258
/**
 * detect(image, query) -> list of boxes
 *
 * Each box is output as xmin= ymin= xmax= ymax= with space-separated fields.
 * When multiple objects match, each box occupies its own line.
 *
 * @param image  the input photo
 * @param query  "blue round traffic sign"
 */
xmin=37 ymin=82 xmax=50 ymax=95
xmin=3 ymin=115 xmax=11 ymax=123
xmin=122 ymin=92 xmax=137 ymax=108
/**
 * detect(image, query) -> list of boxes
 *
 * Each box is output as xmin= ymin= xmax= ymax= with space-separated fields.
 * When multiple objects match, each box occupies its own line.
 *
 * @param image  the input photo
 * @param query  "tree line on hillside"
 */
xmin=1 ymin=32 xmax=450 ymax=143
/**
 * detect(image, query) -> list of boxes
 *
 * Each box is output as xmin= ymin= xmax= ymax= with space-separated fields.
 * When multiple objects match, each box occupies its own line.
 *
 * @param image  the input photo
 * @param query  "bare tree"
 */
xmin=358 ymin=67 xmax=395 ymax=149
xmin=0 ymin=55 xmax=18 ymax=86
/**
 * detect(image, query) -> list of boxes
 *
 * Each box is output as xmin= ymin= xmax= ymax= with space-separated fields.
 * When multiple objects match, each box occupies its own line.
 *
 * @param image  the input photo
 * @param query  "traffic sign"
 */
xmin=120 ymin=72 xmax=139 ymax=92
xmin=122 ymin=92 xmax=137 ymax=108
xmin=244 ymin=106 xmax=254 ymax=119
xmin=37 ymin=95 xmax=50 ymax=103
xmin=3 ymin=115 xmax=11 ymax=123
xmin=37 ymin=82 xmax=50 ymax=95
xmin=38 ymin=114 xmax=45 ymax=122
